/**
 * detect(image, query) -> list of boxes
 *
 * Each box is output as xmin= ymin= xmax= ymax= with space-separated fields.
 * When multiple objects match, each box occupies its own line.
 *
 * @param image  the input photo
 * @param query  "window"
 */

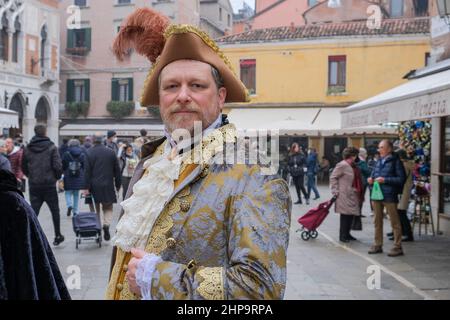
xmin=12 ymin=17 xmax=20 ymax=63
xmin=67 ymin=28 xmax=91 ymax=55
xmin=328 ymin=55 xmax=346 ymax=92
xmin=240 ymin=59 xmax=256 ymax=95
xmin=219 ymin=7 xmax=223 ymax=21
xmin=425 ymin=52 xmax=431 ymax=66
xmin=413 ymin=0 xmax=428 ymax=16
xmin=0 ymin=13 xmax=8 ymax=61
xmin=228 ymin=14 xmax=231 ymax=27
xmin=112 ymin=78 xmax=133 ymax=101
xmin=390 ymin=0 xmax=404 ymax=17
xmin=67 ymin=79 xmax=90 ymax=102
xmin=74 ymin=0 xmax=87 ymax=6
xmin=441 ymin=117 xmax=450 ymax=214
xmin=308 ymin=0 xmax=319 ymax=6
xmin=40 ymin=26 xmax=47 ymax=69
xmin=117 ymin=0 xmax=131 ymax=4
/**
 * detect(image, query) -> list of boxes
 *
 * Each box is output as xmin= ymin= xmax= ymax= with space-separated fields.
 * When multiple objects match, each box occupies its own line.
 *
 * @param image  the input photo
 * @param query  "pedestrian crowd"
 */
xmin=0 ymin=126 xmax=151 ymax=246
xmin=287 ymin=139 xmax=417 ymax=257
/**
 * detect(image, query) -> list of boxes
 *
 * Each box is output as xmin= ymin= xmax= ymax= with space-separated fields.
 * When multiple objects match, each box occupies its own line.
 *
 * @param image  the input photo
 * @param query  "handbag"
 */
xmin=351 ymin=215 xmax=362 ymax=231
xmin=371 ymin=181 xmax=384 ymax=201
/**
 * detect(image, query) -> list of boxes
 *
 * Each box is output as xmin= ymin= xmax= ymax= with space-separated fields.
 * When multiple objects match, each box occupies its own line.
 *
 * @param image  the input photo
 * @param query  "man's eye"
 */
xmin=165 ymin=84 xmax=178 ymax=89
xmin=192 ymin=83 xmax=204 ymax=88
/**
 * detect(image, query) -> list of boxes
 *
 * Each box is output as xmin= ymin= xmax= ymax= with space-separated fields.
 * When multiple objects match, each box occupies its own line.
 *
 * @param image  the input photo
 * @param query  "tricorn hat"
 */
xmin=113 ymin=8 xmax=249 ymax=106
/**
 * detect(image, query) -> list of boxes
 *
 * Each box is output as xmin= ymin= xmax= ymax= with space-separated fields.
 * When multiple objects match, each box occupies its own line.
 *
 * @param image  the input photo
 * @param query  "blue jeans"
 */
xmin=65 ymin=190 xmax=80 ymax=215
xmin=307 ymin=173 xmax=320 ymax=199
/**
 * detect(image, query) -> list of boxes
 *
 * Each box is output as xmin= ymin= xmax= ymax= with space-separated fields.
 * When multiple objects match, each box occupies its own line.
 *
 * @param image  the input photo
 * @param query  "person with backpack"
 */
xmin=22 ymin=125 xmax=64 ymax=246
xmin=62 ymin=139 xmax=85 ymax=217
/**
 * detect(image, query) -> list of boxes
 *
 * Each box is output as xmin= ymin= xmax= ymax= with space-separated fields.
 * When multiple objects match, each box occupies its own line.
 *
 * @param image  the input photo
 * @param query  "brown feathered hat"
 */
xmin=113 ymin=7 xmax=249 ymax=106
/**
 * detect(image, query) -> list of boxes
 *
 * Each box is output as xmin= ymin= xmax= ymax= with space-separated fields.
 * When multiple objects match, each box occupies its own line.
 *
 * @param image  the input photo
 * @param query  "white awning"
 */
xmin=0 ymin=108 xmax=19 ymax=129
xmin=342 ymin=69 xmax=450 ymax=128
xmin=228 ymin=107 xmax=395 ymax=136
xmin=60 ymin=123 xmax=165 ymax=137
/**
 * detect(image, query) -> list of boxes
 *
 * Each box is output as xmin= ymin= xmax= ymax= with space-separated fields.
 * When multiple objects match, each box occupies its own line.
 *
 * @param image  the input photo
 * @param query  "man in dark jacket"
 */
xmin=0 ymin=169 xmax=71 ymax=300
xmin=368 ymin=139 xmax=406 ymax=257
xmin=62 ymin=139 xmax=85 ymax=217
xmin=83 ymin=133 xmax=121 ymax=241
xmin=306 ymin=148 xmax=320 ymax=200
xmin=105 ymin=130 xmax=119 ymax=157
xmin=22 ymin=125 xmax=65 ymax=246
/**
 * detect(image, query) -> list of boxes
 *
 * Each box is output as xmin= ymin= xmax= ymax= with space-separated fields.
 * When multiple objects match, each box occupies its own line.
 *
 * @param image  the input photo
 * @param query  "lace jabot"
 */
xmin=113 ymin=124 xmax=237 ymax=252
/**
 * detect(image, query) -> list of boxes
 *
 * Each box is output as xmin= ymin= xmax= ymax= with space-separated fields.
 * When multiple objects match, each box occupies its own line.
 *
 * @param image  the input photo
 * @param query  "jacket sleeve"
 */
xmin=52 ymin=147 xmax=63 ymax=180
xmin=113 ymin=155 xmax=121 ymax=190
xmin=384 ymin=157 xmax=406 ymax=187
xmin=83 ymin=154 xmax=91 ymax=190
xmin=147 ymin=176 xmax=292 ymax=300
xmin=21 ymin=149 xmax=29 ymax=177
xmin=330 ymin=161 xmax=344 ymax=195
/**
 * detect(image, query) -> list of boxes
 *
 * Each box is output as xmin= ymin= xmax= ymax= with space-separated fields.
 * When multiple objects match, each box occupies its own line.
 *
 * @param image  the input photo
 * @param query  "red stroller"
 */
xmin=296 ymin=196 xmax=337 ymax=241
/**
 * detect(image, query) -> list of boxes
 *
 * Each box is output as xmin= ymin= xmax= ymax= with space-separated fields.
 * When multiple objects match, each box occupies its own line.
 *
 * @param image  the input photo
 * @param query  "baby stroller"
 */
xmin=72 ymin=194 xmax=102 ymax=249
xmin=296 ymin=196 xmax=337 ymax=241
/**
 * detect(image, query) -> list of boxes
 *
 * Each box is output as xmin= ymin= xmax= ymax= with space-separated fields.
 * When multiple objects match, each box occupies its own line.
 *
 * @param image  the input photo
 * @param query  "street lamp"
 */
xmin=437 ymin=0 xmax=450 ymax=26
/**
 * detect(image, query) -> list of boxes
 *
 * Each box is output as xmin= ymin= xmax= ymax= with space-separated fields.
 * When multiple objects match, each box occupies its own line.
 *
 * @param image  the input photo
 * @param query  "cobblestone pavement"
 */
xmin=32 ymin=183 xmax=450 ymax=300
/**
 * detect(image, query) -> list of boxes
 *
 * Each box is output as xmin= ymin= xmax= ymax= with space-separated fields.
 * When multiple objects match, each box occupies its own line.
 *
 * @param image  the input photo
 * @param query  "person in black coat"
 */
xmin=83 ymin=133 xmax=121 ymax=241
xmin=288 ymin=143 xmax=309 ymax=205
xmin=62 ymin=139 xmax=86 ymax=217
xmin=22 ymin=125 xmax=64 ymax=246
xmin=0 ymin=169 xmax=71 ymax=300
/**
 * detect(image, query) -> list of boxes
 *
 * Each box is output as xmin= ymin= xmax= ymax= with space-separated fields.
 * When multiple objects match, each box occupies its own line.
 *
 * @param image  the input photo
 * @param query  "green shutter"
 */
xmin=67 ymin=29 xmax=74 ymax=49
xmin=111 ymin=79 xmax=119 ymax=101
xmin=128 ymin=78 xmax=133 ymax=101
xmin=67 ymin=79 xmax=75 ymax=102
xmin=85 ymin=28 xmax=91 ymax=50
xmin=84 ymin=79 xmax=90 ymax=102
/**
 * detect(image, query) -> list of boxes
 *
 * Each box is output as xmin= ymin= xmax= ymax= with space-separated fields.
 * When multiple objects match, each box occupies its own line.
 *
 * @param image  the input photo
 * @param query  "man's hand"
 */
xmin=367 ymin=177 xmax=374 ymax=185
xmin=375 ymin=177 xmax=385 ymax=184
xmin=126 ymin=248 xmax=147 ymax=296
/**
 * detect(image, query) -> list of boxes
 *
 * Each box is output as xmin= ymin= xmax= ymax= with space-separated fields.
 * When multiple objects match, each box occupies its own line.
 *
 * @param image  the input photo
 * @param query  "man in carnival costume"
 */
xmin=106 ymin=7 xmax=291 ymax=300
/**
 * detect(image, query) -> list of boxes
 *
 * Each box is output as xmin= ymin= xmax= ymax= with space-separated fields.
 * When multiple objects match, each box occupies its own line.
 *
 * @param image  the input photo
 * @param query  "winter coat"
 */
xmin=0 ymin=154 xmax=11 ymax=172
xmin=288 ymin=152 xmax=306 ymax=177
xmin=22 ymin=136 xmax=62 ymax=187
xmin=357 ymin=159 xmax=371 ymax=188
xmin=330 ymin=160 xmax=361 ymax=216
xmin=119 ymin=150 xmax=138 ymax=177
xmin=370 ymin=154 xmax=406 ymax=203
xmin=7 ymin=146 xmax=24 ymax=180
xmin=84 ymin=144 xmax=121 ymax=203
xmin=398 ymin=160 xmax=415 ymax=210
xmin=306 ymin=152 xmax=319 ymax=175
xmin=0 ymin=169 xmax=71 ymax=300
xmin=62 ymin=146 xmax=86 ymax=191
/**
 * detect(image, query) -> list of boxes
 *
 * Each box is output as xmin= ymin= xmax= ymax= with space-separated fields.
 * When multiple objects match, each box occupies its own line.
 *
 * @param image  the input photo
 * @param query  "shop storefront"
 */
xmin=341 ymin=62 xmax=450 ymax=235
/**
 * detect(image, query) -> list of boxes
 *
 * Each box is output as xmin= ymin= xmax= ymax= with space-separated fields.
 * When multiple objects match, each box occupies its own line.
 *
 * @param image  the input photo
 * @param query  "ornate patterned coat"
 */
xmin=106 ymin=124 xmax=292 ymax=300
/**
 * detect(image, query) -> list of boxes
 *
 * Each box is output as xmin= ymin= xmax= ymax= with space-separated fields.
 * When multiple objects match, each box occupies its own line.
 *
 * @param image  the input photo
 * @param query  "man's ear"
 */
xmin=218 ymin=87 xmax=227 ymax=110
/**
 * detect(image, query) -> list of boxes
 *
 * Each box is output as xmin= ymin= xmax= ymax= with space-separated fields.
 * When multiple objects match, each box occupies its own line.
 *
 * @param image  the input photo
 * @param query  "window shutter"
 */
xmin=67 ymin=79 xmax=75 ymax=102
xmin=84 ymin=79 xmax=90 ymax=102
xmin=111 ymin=79 xmax=119 ymax=101
xmin=128 ymin=78 xmax=133 ymax=101
xmin=67 ymin=29 xmax=74 ymax=49
xmin=85 ymin=28 xmax=91 ymax=50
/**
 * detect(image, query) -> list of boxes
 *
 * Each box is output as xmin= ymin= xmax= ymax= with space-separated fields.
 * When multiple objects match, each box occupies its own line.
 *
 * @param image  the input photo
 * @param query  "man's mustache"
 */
xmin=168 ymin=105 xmax=200 ymax=114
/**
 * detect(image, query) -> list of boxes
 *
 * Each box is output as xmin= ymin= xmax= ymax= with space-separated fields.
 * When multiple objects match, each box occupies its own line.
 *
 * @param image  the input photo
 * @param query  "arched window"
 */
xmin=35 ymin=97 xmax=49 ymax=125
xmin=0 ymin=13 xmax=8 ymax=61
xmin=12 ymin=17 xmax=20 ymax=63
xmin=40 ymin=25 xmax=47 ymax=69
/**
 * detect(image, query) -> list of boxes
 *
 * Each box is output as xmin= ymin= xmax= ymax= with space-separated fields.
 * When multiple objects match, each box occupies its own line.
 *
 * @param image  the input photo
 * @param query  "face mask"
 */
xmin=113 ymin=137 xmax=118 ymax=143
xmin=126 ymin=152 xmax=133 ymax=157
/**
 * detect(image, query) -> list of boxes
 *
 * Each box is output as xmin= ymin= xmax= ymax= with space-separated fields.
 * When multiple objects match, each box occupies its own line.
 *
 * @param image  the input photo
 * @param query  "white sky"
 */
xmin=229 ymin=0 xmax=255 ymax=13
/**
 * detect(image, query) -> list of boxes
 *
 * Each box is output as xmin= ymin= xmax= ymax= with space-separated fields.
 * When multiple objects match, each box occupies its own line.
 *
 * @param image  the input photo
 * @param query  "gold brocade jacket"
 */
xmin=106 ymin=124 xmax=292 ymax=300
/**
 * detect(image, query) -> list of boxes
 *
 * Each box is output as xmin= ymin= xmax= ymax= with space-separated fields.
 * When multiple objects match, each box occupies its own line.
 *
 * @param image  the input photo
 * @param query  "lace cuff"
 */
xmin=135 ymin=254 xmax=162 ymax=300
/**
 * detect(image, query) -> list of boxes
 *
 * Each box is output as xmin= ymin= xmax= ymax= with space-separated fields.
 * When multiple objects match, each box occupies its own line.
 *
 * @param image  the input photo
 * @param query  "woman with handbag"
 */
xmin=288 ymin=143 xmax=309 ymax=205
xmin=330 ymin=147 xmax=364 ymax=243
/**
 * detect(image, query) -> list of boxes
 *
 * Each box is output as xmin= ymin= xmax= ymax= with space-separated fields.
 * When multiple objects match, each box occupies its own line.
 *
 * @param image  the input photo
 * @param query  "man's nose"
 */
xmin=176 ymin=85 xmax=192 ymax=104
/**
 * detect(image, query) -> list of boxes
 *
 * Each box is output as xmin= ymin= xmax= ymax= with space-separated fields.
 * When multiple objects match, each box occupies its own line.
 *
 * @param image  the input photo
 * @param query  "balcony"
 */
xmin=66 ymin=47 xmax=89 ymax=56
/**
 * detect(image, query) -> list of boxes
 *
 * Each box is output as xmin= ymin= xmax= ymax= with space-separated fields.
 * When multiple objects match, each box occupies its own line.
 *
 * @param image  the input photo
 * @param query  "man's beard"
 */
xmin=162 ymin=104 xmax=216 ymax=135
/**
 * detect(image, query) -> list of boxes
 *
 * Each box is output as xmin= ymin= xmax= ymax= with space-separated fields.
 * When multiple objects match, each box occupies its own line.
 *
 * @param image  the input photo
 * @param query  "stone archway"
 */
xmin=35 ymin=96 xmax=50 ymax=125
xmin=8 ymin=92 xmax=25 ymax=138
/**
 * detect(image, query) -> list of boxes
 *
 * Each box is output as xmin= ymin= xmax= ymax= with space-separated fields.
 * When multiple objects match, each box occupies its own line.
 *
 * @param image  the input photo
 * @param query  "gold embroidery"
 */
xmin=197 ymin=267 xmax=224 ymax=300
